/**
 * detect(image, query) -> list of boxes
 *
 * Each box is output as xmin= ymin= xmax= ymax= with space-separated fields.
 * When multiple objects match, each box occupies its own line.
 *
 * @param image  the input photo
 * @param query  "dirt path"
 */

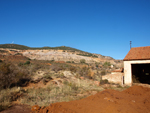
xmin=31 ymin=85 xmax=150 ymax=113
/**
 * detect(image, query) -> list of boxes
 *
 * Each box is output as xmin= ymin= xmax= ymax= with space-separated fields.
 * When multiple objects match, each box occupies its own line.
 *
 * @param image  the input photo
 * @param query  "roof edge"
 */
xmin=123 ymin=58 xmax=150 ymax=61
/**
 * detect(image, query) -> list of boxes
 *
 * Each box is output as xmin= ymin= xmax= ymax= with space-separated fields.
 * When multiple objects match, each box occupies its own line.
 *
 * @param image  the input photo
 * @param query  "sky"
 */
xmin=0 ymin=0 xmax=150 ymax=59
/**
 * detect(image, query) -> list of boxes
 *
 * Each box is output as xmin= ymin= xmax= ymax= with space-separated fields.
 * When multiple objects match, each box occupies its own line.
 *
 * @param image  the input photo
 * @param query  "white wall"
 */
xmin=102 ymin=73 xmax=124 ymax=85
xmin=124 ymin=60 xmax=150 ymax=86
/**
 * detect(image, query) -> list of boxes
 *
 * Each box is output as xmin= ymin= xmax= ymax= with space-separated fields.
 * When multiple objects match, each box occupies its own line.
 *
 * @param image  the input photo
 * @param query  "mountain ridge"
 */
xmin=0 ymin=44 xmax=114 ymax=60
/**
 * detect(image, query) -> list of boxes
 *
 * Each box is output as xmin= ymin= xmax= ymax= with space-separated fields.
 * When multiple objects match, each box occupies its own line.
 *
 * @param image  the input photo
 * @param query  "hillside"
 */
xmin=0 ymin=45 xmax=124 ymax=113
xmin=0 ymin=44 xmax=31 ymax=50
xmin=0 ymin=44 xmax=114 ymax=60
xmin=0 ymin=44 xmax=86 ymax=52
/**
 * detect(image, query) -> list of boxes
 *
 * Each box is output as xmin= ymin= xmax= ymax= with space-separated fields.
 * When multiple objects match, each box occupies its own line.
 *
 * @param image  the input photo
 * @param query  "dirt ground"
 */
xmin=30 ymin=85 xmax=150 ymax=113
xmin=1 ymin=85 xmax=150 ymax=113
xmin=0 ymin=104 xmax=31 ymax=113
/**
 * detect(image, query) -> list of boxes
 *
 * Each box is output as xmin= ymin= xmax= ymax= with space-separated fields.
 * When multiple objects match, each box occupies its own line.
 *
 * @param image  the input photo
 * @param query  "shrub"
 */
xmin=64 ymin=81 xmax=79 ymax=91
xmin=80 ymin=59 xmax=86 ymax=63
xmin=0 ymin=63 xmax=30 ymax=89
xmin=50 ymin=63 xmax=64 ymax=72
xmin=43 ymin=74 xmax=52 ymax=80
xmin=100 ymin=79 xmax=109 ymax=84
xmin=103 ymin=62 xmax=111 ymax=67
xmin=24 ymin=61 xmax=30 ymax=65
xmin=18 ymin=63 xmax=23 ymax=66
xmin=66 ymin=61 xmax=75 ymax=63
xmin=69 ymin=82 xmax=79 ymax=91
xmin=101 ymin=70 xmax=106 ymax=75
xmin=96 ymin=64 xmax=99 ymax=68
xmin=69 ymin=66 xmax=77 ymax=73
xmin=28 ymin=58 xmax=31 ymax=60
xmin=66 ymin=61 xmax=71 ymax=63
xmin=76 ymin=66 xmax=93 ymax=79
xmin=0 ymin=65 xmax=12 ymax=88
xmin=50 ymin=60 xmax=54 ymax=63
xmin=0 ymin=60 xmax=2 ymax=63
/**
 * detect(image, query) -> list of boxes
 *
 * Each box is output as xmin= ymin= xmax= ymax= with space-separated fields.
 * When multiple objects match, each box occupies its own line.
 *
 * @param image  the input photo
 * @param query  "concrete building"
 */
xmin=123 ymin=46 xmax=150 ymax=86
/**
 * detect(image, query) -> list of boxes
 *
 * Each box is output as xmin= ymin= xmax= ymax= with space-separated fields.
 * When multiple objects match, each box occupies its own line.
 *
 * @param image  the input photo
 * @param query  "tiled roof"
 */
xmin=123 ymin=46 xmax=150 ymax=61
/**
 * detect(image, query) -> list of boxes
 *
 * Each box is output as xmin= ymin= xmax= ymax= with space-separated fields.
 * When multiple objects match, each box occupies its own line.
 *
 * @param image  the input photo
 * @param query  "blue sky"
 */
xmin=0 ymin=0 xmax=150 ymax=59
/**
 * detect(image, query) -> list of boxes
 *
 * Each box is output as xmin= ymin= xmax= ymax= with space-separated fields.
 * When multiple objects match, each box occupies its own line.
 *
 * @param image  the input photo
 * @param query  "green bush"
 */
xmin=43 ymin=74 xmax=52 ymax=79
xmin=49 ymin=60 xmax=55 ymax=63
xmin=103 ymin=62 xmax=111 ymax=67
xmin=100 ymin=79 xmax=109 ymax=84
xmin=24 ymin=61 xmax=30 ymax=65
xmin=64 ymin=81 xmax=79 ymax=91
xmin=66 ymin=61 xmax=75 ymax=63
xmin=80 ymin=59 xmax=86 ymax=63
xmin=18 ymin=63 xmax=23 ymax=66
xmin=0 ymin=60 xmax=2 ymax=62
xmin=28 ymin=58 xmax=31 ymax=60
xmin=66 ymin=61 xmax=71 ymax=63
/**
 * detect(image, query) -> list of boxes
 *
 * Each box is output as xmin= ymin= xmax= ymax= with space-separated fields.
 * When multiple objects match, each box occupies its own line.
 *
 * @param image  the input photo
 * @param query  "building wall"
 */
xmin=102 ymin=73 xmax=124 ymax=85
xmin=124 ymin=60 xmax=150 ymax=85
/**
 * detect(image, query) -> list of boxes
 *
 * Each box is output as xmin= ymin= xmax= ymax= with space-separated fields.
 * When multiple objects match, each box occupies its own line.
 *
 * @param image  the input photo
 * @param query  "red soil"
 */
xmin=31 ymin=85 xmax=150 ymax=113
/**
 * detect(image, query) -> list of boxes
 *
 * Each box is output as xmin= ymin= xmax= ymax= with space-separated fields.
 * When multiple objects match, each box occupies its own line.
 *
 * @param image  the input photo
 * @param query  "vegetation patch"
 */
xmin=77 ymin=53 xmax=98 ymax=58
xmin=0 ymin=62 xmax=30 ymax=89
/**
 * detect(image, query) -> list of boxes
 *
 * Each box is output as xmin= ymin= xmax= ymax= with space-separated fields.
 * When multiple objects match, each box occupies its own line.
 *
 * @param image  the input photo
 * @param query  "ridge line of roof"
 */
xmin=131 ymin=46 xmax=150 ymax=49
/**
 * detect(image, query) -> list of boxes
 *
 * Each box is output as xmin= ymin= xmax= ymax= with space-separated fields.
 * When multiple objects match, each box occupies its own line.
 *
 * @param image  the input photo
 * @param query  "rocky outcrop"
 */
xmin=0 ymin=48 xmax=123 ymax=66
xmin=22 ymin=50 xmax=98 ymax=63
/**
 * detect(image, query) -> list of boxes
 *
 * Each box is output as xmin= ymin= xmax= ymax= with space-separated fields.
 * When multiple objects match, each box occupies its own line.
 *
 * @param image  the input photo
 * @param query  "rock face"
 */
xmin=0 ymin=48 xmax=123 ymax=66
xmin=21 ymin=49 xmax=121 ymax=64
xmin=22 ymin=50 xmax=97 ymax=63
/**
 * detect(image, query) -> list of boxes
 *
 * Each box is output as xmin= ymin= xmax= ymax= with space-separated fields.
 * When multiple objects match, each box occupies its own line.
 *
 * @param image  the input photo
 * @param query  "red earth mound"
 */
xmin=31 ymin=85 xmax=150 ymax=113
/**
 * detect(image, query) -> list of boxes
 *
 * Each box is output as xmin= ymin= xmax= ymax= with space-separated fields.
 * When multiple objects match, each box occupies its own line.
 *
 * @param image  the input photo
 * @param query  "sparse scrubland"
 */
xmin=0 ymin=57 xmax=125 ymax=112
xmin=0 ymin=45 xmax=125 ymax=112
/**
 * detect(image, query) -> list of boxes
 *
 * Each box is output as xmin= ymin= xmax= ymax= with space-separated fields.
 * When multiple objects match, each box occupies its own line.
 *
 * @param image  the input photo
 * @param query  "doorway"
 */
xmin=131 ymin=64 xmax=150 ymax=84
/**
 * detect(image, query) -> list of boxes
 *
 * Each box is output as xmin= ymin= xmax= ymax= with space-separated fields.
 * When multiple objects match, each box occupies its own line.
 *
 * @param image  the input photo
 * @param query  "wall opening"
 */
xmin=131 ymin=64 xmax=150 ymax=84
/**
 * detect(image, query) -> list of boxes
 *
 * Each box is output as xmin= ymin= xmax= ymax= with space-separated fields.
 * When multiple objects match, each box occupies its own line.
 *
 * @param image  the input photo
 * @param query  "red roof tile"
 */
xmin=123 ymin=46 xmax=150 ymax=61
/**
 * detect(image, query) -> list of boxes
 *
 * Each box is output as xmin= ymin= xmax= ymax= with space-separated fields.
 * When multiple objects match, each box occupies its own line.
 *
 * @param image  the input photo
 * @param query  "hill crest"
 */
xmin=0 ymin=44 xmax=114 ymax=60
